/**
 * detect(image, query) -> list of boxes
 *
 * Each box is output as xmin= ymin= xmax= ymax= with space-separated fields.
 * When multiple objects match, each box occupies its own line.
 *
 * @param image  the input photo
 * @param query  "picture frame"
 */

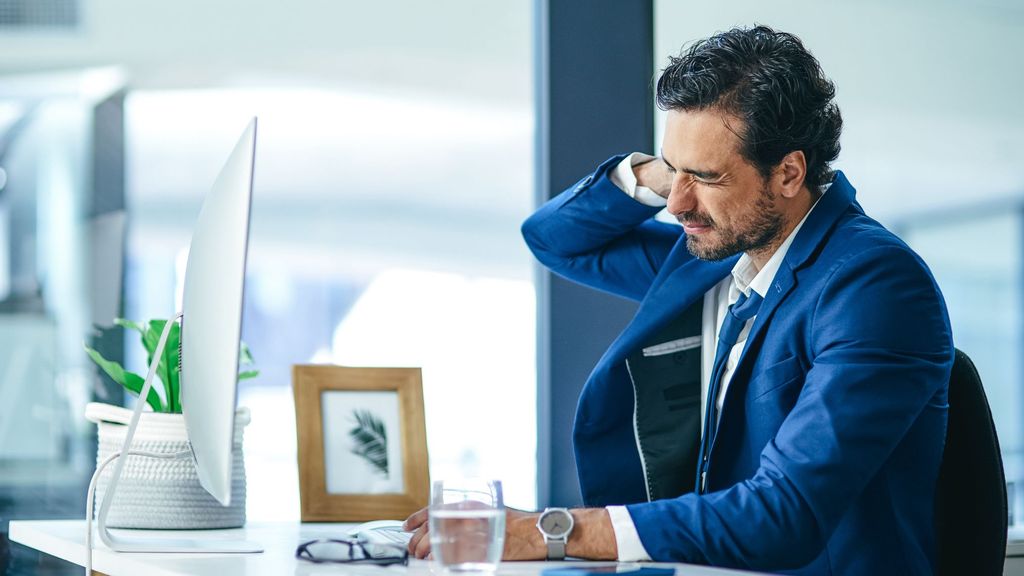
xmin=293 ymin=365 xmax=429 ymax=522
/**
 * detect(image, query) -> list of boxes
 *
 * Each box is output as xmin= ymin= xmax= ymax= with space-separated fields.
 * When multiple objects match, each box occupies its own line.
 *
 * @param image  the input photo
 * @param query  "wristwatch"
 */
xmin=536 ymin=507 xmax=574 ymax=560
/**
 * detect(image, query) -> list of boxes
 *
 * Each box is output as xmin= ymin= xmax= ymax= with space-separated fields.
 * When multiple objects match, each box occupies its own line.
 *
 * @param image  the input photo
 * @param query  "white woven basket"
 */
xmin=85 ymin=402 xmax=249 ymax=529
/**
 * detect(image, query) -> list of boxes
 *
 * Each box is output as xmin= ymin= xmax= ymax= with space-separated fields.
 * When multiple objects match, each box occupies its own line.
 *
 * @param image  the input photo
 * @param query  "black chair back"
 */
xmin=935 ymin=349 xmax=1006 ymax=576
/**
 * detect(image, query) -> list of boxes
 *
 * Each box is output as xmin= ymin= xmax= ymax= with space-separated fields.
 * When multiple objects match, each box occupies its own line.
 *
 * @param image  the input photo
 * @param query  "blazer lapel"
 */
xmin=724 ymin=171 xmax=860 ymax=402
xmin=606 ymin=250 xmax=735 ymax=363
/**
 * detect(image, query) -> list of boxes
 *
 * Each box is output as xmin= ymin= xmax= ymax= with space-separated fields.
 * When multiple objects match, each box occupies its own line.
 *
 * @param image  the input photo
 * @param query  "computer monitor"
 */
xmin=89 ymin=118 xmax=263 ymax=556
xmin=181 ymin=117 xmax=256 ymax=506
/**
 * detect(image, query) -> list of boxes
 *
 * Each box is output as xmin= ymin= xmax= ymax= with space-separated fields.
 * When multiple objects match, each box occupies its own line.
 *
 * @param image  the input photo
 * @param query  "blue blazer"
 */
xmin=522 ymin=156 xmax=954 ymax=575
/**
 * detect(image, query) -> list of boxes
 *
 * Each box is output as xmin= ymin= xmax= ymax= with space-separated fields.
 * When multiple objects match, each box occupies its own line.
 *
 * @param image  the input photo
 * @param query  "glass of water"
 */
xmin=429 ymin=478 xmax=505 ymax=573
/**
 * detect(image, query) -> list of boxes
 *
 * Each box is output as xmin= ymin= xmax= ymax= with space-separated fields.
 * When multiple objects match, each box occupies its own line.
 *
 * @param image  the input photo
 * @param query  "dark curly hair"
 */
xmin=656 ymin=25 xmax=842 ymax=191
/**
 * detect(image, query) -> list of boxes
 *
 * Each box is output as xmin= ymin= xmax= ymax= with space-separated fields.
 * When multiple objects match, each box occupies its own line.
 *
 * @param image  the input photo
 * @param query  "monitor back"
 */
xmin=180 ymin=118 xmax=256 ymax=506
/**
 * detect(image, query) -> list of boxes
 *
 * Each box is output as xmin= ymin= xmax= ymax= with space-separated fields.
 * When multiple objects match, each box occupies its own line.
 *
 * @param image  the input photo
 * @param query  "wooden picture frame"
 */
xmin=293 ymin=365 xmax=429 ymax=522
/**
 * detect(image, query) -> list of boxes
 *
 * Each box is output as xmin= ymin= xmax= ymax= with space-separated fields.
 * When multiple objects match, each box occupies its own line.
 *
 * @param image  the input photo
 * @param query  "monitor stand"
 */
xmin=87 ymin=313 xmax=262 ymax=569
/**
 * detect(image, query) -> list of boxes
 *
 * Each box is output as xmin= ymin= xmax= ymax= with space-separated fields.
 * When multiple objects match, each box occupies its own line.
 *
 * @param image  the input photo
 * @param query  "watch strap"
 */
xmin=546 ymin=538 xmax=567 ymax=560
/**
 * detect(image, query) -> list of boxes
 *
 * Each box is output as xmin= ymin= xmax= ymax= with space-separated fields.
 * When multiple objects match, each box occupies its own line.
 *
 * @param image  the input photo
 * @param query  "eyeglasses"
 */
xmin=296 ymin=538 xmax=410 ymax=566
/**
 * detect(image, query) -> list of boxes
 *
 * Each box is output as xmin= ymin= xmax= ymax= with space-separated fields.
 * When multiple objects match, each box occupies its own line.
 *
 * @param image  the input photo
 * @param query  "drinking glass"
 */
xmin=429 ymin=478 xmax=505 ymax=573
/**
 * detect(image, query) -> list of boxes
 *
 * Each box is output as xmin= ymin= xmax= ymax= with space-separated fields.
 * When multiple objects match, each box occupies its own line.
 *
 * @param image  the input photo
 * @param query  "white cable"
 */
xmin=85 ymin=448 xmax=192 ymax=574
xmin=85 ymin=313 xmax=183 ymax=575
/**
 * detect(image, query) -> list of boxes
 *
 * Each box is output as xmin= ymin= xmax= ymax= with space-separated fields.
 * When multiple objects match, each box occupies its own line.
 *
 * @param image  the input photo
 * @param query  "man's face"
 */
xmin=661 ymin=108 xmax=784 ymax=262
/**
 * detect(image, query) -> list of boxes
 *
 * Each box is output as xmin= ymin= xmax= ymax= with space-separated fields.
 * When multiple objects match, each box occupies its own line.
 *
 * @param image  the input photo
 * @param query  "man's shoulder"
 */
xmin=819 ymin=209 xmax=927 ymax=274
xmin=800 ymin=210 xmax=947 ymax=329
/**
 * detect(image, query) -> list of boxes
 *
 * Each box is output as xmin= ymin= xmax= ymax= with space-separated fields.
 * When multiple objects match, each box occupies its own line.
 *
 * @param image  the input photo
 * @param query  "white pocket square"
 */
xmin=642 ymin=335 xmax=701 ymax=357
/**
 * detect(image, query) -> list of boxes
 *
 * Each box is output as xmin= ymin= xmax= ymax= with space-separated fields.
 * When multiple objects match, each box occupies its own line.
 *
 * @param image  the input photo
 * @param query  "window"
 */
xmin=902 ymin=210 xmax=1023 ymax=526
xmin=124 ymin=85 xmax=538 ymax=515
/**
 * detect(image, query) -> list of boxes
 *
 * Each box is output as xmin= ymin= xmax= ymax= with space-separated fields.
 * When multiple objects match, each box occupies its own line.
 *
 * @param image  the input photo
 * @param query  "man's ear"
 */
xmin=774 ymin=151 xmax=807 ymax=199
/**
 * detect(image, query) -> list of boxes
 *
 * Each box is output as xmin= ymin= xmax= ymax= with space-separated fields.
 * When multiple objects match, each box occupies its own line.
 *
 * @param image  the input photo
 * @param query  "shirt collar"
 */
xmin=731 ymin=183 xmax=831 ymax=299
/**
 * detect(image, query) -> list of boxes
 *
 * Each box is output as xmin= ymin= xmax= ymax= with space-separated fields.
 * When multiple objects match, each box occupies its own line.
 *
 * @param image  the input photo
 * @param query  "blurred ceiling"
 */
xmin=0 ymin=0 xmax=532 ymax=105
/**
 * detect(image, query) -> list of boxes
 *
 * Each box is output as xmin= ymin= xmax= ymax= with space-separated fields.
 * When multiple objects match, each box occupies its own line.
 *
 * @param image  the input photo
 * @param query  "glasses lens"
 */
xmin=298 ymin=539 xmax=408 ymax=564
xmin=359 ymin=542 xmax=407 ymax=561
xmin=303 ymin=540 xmax=354 ymax=562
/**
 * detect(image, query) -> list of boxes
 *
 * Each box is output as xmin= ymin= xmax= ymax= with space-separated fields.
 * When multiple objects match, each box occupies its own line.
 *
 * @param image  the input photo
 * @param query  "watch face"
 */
xmin=539 ymin=510 xmax=571 ymax=536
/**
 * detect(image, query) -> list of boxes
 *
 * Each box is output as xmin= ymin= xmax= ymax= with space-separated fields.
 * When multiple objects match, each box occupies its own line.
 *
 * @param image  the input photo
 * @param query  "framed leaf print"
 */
xmin=293 ymin=365 xmax=429 ymax=522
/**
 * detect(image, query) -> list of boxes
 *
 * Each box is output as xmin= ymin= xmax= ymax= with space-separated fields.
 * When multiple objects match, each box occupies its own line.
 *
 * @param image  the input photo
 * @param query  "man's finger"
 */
xmin=414 ymin=527 xmax=432 ymax=559
xmin=407 ymin=524 xmax=428 ymax=555
xmin=403 ymin=507 xmax=428 ymax=531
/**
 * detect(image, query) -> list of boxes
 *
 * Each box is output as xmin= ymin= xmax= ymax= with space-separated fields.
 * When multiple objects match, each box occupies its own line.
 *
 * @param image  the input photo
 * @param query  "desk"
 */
xmin=9 ymin=520 xmax=763 ymax=576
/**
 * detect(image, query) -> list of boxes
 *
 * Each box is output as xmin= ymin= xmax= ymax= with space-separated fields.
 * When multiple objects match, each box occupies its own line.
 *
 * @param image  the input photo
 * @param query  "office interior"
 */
xmin=0 ymin=0 xmax=1021 ymax=574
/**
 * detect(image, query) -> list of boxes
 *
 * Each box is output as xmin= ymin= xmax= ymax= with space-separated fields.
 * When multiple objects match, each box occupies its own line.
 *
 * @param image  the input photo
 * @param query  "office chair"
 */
xmin=934 ymin=348 xmax=1007 ymax=576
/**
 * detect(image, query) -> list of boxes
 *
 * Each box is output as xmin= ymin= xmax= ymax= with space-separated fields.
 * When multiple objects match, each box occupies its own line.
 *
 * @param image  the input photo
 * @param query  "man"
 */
xmin=406 ymin=25 xmax=953 ymax=575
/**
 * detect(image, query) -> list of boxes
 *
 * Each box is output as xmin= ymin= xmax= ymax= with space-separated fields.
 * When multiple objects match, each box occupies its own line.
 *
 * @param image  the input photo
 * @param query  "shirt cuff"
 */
xmin=606 ymin=505 xmax=652 ymax=561
xmin=608 ymin=153 xmax=667 ymax=208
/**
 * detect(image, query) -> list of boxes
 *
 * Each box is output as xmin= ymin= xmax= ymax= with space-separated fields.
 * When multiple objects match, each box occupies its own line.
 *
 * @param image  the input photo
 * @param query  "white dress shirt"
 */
xmin=603 ymin=153 xmax=826 ymax=561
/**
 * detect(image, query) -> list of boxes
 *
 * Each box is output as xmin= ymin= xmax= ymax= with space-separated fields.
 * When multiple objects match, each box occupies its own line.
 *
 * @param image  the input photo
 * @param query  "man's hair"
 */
xmin=656 ymin=25 xmax=842 ymax=191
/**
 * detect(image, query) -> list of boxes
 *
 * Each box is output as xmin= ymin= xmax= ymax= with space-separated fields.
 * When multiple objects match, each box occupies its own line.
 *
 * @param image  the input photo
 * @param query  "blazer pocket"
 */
xmin=752 ymin=355 xmax=805 ymax=401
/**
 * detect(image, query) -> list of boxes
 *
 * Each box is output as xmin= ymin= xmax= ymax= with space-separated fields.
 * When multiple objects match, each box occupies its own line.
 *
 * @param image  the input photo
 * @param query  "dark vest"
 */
xmin=624 ymin=301 xmax=703 ymax=501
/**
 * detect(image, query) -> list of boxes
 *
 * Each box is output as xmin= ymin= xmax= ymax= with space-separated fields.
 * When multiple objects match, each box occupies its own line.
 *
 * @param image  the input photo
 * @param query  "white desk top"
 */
xmin=9 ymin=519 xmax=763 ymax=576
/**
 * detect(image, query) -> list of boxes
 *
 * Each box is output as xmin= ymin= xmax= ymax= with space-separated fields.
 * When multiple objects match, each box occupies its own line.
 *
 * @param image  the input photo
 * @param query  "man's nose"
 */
xmin=666 ymin=175 xmax=696 ymax=216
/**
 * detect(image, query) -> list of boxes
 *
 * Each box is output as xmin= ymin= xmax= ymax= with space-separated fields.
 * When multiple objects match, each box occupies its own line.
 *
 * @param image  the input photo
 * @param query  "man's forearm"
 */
xmin=567 ymin=508 xmax=618 ymax=560
xmin=505 ymin=508 xmax=618 ymax=561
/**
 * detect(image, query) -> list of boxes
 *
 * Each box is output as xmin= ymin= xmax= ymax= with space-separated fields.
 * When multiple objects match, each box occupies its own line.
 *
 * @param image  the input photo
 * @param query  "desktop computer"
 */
xmin=85 ymin=118 xmax=264 ymax=570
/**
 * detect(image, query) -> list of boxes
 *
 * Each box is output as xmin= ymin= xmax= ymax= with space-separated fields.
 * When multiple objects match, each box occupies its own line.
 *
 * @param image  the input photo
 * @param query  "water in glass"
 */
xmin=429 ymin=479 xmax=505 ymax=573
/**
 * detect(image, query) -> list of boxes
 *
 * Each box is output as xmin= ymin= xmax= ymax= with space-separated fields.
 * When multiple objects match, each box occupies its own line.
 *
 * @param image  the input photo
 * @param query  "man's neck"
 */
xmin=746 ymin=189 xmax=818 ymax=271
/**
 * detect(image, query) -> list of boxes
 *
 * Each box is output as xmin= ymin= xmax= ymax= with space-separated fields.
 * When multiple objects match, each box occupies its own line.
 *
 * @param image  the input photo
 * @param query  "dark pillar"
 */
xmin=88 ymin=91 xmax=128 ymax=405
xmin=534 ymin=0 xmax=654 ymax=507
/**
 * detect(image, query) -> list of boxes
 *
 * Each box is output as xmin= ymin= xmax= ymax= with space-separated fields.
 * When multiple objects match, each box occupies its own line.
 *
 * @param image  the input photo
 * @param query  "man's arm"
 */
xmin=490 ymin=508 xmax=619 ymax=561
xmin=522 ymin=154 xmax=681 ymax=302
xmin=404 ymin=507 xmax=619 ymax=560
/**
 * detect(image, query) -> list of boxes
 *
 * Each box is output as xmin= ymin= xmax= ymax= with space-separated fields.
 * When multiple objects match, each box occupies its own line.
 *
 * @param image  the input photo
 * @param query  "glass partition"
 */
xmin=902 ymin=209 xmax=1024 ymax=526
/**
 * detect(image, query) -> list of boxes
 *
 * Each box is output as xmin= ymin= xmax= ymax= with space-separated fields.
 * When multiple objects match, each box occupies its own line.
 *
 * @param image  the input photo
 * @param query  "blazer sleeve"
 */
xmin=521 ymin=155 xmax=683 ymax=302
xmin=624 ymin=244 xmax=954 ymax=571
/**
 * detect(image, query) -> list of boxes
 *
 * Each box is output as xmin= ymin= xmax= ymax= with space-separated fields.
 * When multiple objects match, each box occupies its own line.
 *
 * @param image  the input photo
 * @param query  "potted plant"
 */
xmin=83 ymin=318 xmax=258 ymax=529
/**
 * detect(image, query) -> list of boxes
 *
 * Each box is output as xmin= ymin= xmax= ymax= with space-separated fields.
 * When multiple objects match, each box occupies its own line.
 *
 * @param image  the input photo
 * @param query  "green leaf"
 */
xmin=239 ymin=342 xmax=255 ymax=365
xmin=114 ymin=318 xmax=147 ymax=335
xmin=165 ymin=321 xmax=181 ymax=413
xmin=155 ymin=320 xmax=182 ymax=413
xmin=140 ymin=319 xmax=182 ymax=413
xmin=348 ymin=409 xmax=389 ymax=476
xmin=138 ymin=321 xmax=159 ymax=372
xmin=95 ymin=317 xmax=253 ymax=413
xmin=84 ymin=345 xmax=164 ymax=412
xmin=238 ymin=343 xmax=257 ymax=381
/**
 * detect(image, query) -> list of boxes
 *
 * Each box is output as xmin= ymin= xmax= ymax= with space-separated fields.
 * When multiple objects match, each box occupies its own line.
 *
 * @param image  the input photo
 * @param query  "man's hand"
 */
xmin=404 ymin=506 xmax=432 ymax=560
xmin=404 ymin=506 xmax=545 ymax=561
xmin=633 ymin=157 xmax=674 ymax=199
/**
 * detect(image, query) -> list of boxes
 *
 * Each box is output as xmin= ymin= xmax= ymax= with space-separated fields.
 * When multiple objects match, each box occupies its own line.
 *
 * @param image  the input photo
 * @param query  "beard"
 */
xmin=682 ymin=183 xmax=784 ymax=262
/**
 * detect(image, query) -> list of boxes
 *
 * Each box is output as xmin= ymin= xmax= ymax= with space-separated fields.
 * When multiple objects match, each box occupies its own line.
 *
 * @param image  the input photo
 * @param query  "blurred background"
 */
xmin=0 ymin=2 xmax=534 ymax=573
xmin=0 ymin=0 xmax=1020 ymax=573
